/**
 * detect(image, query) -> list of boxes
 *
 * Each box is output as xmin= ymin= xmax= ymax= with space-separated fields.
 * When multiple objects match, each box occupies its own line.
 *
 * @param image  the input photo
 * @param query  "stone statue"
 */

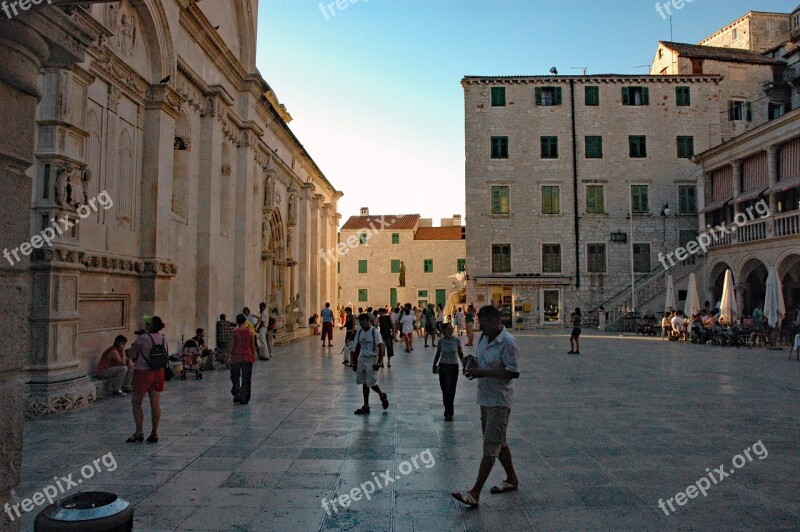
xmin=55 ymin=163 xmax=79 ymax=209
xmin=288 ymin=194 xmax=297 ymax=224
xmin=264 ymin=178 xmax=272 ymax=207
xmin=261 ymin=219 xmax=270 ymax=250
xmin=399 ymin=261 xmax=406 ymax=287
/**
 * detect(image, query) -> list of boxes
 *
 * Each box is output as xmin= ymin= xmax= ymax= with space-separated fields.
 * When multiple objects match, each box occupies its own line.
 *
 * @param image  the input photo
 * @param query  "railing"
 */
xmin=709 ymin=231 xmax=733 ymax=248
xmin=708 ymin=210 xmax=800 ymax=248
xmin=775 ymin=211 xmax=800 ymax=237
xmin=738 ymin=220 xmax=767 ymax=243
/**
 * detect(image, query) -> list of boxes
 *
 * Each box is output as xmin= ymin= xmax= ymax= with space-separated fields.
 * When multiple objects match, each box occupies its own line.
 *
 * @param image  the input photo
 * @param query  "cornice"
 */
xmin=145 ymin=84 xmax=185 ymax=119
xmin=90 ymin=47 xmax=149 ymax=101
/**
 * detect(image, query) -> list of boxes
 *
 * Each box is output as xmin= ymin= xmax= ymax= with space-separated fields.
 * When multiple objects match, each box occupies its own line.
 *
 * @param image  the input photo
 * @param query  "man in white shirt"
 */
xmin=257 ymin=302 xmax=270 ymax=360
xmin=352 ymin=314 xmax=389 ymax=415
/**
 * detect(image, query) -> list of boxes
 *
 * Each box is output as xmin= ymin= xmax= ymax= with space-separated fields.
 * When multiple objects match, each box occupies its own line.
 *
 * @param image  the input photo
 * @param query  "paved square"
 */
xmin=14 ymin=330 xmax=800 ymax=531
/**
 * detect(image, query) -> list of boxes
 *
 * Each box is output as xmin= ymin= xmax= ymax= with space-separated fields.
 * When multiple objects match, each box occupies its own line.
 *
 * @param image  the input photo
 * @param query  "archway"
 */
xmin=262 ymin=209 xmax=286 ymax=312
xmin=708 ymin=260 xmax=733 ymax=308
xmin=777 ymin=252 xmax=800 ymax=316
xmin=739 ymin=257 xmax=768 ymax=315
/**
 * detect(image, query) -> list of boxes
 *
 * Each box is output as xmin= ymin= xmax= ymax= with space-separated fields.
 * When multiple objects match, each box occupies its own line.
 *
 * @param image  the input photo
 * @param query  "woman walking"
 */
xmin=465 ymin=305 xmax=475 ymax=346
xmin=230 ymin=313 xmax=256 ymax=404
xmin=568 ymin=308 xmax=582 ymax=354
xmin=127 ymin=316 xmax=168 ymax=443
xmin=400 ymin=306 xmax=416 ymax=352
xmin=432 ymin=323 xmax=464 ymax=421
xmin=455 ymin=307 xmax=466 ymax=336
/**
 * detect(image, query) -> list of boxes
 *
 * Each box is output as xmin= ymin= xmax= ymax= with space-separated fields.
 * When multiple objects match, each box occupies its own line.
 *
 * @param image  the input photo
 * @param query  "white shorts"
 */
xmin=356 ymin=356 xmax=378 ymax=387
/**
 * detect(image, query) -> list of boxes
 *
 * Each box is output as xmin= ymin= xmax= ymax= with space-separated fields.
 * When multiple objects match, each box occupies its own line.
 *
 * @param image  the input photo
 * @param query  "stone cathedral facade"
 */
xmin=0 ymin=0 xmax=341 ymax=424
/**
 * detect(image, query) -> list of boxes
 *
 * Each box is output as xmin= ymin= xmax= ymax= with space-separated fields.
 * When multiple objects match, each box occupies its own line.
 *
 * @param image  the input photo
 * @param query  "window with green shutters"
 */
xmin=540 ymin=136 xmax=558 ymax=159
xmin=585 ymin=86 xmax=599 ymax=106
xmin=457 ymin=258 xmax=466 ymax=272
xmin=491 ymin=186 xmax=510 ymax=215
xmin=492 ymin=244 xmax=511 ymax=273
xmin=391 ymin=233 xmax=400 ymax=244
xmin=358 ymin=289 xmax=368 ymax=302
xmin=586 ymin=185 xmax=604 ymax=213
xmin=541 ymin=186 xmax=560 ymax=214
xmin=633 ymin=243 xmax=651 ymax=273
xmin=358 ymin=260 xmax=368 ymax=274
xmin=390 ymin=288 xmax=398 ymax=306
xmin=423 ymin=259 xmax=433 ymax=273
xmin=622 ymin=86 xmax=649 ymax=105
xmin=677 ymin=136 xmax=694 ymax=158
xmin=418 ymin=290 xmax=428 ymax=298
xmin=391 ymin=259 xmax=401 ymax=273
xmin=359 ymin=233 xmax=368 ymax=244
xmin=676 ymin=86 xmax=691 ymax=106
xmin=491 ymin=87 xmax=506 ymax=107
xmin=629 ymin=135 xmax=647 ymax=158
xmin=678 ymin=186 xmax=697 ymax=213
xmin=631 ymin=185 xmax=650 ymax=213
xmin=535 ymin=86 xmax=562 ymax=106
xmin=587 ymin=243 xmax=606 ymax=273
xmin=491 ymin=136 xmax=509 ymax=159
xmin=585 ymin=136 xmax=603 ymax=158
xmin=542 ymin=244 xmax=561 ymax=273
xmin=435 ymin=289 xmax=447 ymax=306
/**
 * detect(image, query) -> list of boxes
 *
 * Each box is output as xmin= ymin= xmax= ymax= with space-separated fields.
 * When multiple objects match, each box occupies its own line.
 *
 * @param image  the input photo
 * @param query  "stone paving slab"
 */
xmin=9 ymin=330 xmax=800 ymax=530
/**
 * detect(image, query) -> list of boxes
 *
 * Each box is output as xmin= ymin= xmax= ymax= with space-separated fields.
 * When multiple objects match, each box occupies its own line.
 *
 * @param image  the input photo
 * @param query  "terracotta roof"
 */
xmin=341 ymin=214 xmax=420 ymax=231
xmin=660 ymin=41 xmax=784 ymax=65
xmin=414 ymin=226 xmax=465 ymax=241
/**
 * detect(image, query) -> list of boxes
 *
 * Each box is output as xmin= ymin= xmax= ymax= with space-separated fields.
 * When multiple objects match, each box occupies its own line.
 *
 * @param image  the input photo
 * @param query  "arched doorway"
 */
xmin=709 ymin=261 xmax=733 ymax=308
xmin=777 ymin=252 xmax=800 ymax=316
xmin=739 ymin=257 xmax=768 ymax=315
xmin=262 ymin=209 xmax=286 ymax=312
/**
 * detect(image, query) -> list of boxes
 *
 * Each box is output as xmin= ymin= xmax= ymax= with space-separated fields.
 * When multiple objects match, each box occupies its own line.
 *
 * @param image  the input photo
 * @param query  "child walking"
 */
xmin=351 ymin=314 xmax=390 ymax=415
xmin=432 ymin=323 xmax=464 ymax=421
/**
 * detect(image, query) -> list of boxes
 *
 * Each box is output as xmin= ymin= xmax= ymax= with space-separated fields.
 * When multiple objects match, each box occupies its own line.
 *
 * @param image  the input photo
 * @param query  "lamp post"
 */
xmin=660 ymin=203 xmax=670 ymax=249
xmin=629 ymin=182 xmax=636 ymax=314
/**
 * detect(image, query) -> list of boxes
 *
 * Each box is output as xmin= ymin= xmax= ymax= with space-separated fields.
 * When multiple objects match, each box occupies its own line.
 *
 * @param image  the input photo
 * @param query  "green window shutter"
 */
xmin=585 ymin=136 xmax=602 ymax=158
xmin=358 ymin=260 xmax=368 ymax=274
xmin=358 ymin=289 xmax=368 ymax=302
xmin=641 ymin=87 xmax=649 ymax=105
xmin=746 ymin=102 xmax=753 ymax=122
xmin=585 ymin=86 xmax=599 ymax=106
xmin=337 ymin=261 xmax=340 ymax=274
xmin=677 ymin=136 xmax=694 ymax=158
xmin=390 ymin=288 xmax=398 ymax=306
xmin=391 ymin=259 xmax=401 ymax=273
xmin=676 ymin=86 xmax=690 ymax=106
xmin=728 ymin=101 xmax=735 ymax=121
xmin=621 ymin=87 xmax=630 ymax=105
xmin=359 ymin=233 xmax=367 ymax=244
xmin=554 ymin=87 xmax=562 ymax=105
xmin=491 ymin=87 xmax=506 ymax=107
xmin=535 ymin=87 xmax=542 ymax=106
xmin=542 ymin=187 xmax=551 ymax=213
xmin=392 ymin=233 xmax=399 ymax=244
xmin=457 ymin=259 xmax=466 ymax=272
xmin=424 ymin=259 xmax=433 ymax=273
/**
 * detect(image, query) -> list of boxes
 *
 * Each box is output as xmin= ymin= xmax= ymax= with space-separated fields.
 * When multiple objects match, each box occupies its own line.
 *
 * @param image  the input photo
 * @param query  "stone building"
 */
xmin=0 ymin=0 xmax=341 ymax=427
xmin=696 ymin=11 xmax=792 ymax=53
xmin=338 ymin=210 xmax=466 ymax=311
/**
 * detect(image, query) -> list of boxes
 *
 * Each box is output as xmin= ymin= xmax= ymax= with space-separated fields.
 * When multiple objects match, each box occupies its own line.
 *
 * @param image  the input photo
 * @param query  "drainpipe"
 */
xmin=570 ymin=79 xmax=580 ymax=289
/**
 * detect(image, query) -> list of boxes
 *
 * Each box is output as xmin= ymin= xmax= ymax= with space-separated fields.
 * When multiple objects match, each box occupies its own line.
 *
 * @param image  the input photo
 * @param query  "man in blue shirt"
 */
xmin=453 ymin=305 xmax=520 ymax=508
xmin=320 ymin=302 xmax=335 ymax=347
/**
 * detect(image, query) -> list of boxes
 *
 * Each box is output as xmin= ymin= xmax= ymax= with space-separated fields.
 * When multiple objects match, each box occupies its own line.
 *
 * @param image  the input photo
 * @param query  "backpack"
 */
xmin=142 ymin=333 xmax=169 ymax=370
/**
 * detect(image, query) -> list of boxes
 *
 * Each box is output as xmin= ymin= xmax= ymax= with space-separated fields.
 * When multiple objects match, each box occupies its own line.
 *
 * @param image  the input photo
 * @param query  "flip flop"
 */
xmin=452 ymin=491 xmax=479 ymax=508
xmin=380 ymin=393 xmax=389 ymax=410
xmin=490 ymin=481 xmax=518 ymax=494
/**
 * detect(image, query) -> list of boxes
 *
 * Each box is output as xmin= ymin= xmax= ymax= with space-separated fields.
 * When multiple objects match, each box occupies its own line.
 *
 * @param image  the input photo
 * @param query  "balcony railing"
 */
xmin=709 ymin=210 xmax=800 ymax=249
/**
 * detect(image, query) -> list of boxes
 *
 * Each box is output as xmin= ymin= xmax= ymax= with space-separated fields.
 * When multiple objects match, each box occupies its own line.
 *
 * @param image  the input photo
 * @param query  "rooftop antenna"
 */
xmin=571 ymin=67 xmax=588 ymax=76
xmin=670 ymin=14 xmax=673 ymax=42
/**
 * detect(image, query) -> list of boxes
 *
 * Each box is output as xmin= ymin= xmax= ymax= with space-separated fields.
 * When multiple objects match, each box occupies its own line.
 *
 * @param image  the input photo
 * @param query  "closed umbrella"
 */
xmin=764 ymin=266 xmax=786 ymax=329
xmin=664 ymin=275 xmax=675 ymax=312
xmin=719 ymin=269 xmax=737 ymax=325
xmin=684 ymin=273 xmax=701 ymax=317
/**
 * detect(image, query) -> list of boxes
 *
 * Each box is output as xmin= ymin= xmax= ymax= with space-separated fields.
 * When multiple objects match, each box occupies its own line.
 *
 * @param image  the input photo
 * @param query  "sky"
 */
xmin=257 ymin=0 xmax=798 ymax=226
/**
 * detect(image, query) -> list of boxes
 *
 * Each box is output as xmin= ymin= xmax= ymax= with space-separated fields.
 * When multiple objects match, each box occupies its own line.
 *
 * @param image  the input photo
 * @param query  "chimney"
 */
xmin=453 ymin=214 xmax=462 ymax=225
xmin=360 ymin=207 xmax=369 ymax=216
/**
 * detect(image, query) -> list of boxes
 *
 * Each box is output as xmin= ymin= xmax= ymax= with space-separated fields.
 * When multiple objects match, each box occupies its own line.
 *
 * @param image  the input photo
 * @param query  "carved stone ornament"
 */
xmin=106 ymin=2 xmax=137 ymax=58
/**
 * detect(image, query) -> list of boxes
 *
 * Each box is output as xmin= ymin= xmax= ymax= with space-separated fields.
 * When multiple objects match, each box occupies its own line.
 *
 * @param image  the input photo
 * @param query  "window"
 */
xmin=586 ymin=185 xmax=604 ymax=213
xmin=337 ymin=261 xmax=340 ymax=274
xmin=535 ymin=86 xmax=562 ymax=106
xmin=542 ymin=244 xmax=561 ymax=273
xmin=541 ymin=186 xmax=560 ymax=214
xmin=492 ymin=244 xmax=511 ymax=273
xmin=585 ymin=86 xmax=599 ymax=106
xmin=391 ymin=259 xmax=401 ymax=273
xmin=677 ymin=136 xmax=694 ymax=158
xmin=358 ymin=289 xmax=368 ymax=302
xmin=491 ymin=87 xmax=506 ymax=107
xmin=391 ymin=233 xmax=400 ymax=244
xmin=676 ymin=86 xmax=691 ymax=106
xmin=631 ymin=185 xmax=649 ymax=213
xmin=358 ymin=260 xmax=368 ymax=274
xmin=629 ymin=135 xmax=647 ymax=158
xmin=491 ymin=186 xmax=510 ymax=215
xmin=423 ymin=259 xmax=433 ymax=273
xmin=390 ymin=288 xmax=398 ymax=306
xmin=491 ymin=136 xmax=509 ymax=159
xmin=418 ymin=290 xmax=428 ymax=298
xmin=728 ymin=100 xmax=752 ymax=121
xmin=457 ymin=258 xmax=466 ymax=272
xmin=633 ymin=243 xmax=651 ymax=273
xmin=359 ymin=233 xmax=368 ymax=244
xmin=622 ymin=86 xmax=649 ymax=106
xmin=585 ymin=136 xmax=603 ymax=158
xmin=587 ymin=244 xmax=606 ymax=273
xmin=731 ymin=28 xmax=738 ymax=40
xmin=540 ymin=136 xmax=558 ymax=159
xmin=768 ymin=103 xmax=784 ymax=120
xmin=678 ymin=186 xmax=697 ymax=213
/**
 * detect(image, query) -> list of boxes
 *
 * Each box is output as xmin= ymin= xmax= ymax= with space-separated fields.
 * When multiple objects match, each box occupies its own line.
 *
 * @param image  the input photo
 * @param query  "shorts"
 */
xmin=425 ymin=324 xmax=435 ymax=334
xmin=480 ymin=406 xmax=511 ymax=458
xmin=356 ymin=356 xmax=378 ymax=387
xmin=132 ymin=369 xmax=164 ymax=394
xmin=571 ymin=328 xmax=582 ymax=338
xmin=403 ymin=332 xmax=413 ymax=341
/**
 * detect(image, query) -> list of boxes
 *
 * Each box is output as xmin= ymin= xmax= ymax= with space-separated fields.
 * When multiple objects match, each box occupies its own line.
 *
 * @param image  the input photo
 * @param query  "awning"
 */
xmin=733 ymin=186 xmax=768 ymax=204
xmin=766 ymin=175 xmax=800 ymax=195
xmin=698 ymin=196 xmax=732 ymax=214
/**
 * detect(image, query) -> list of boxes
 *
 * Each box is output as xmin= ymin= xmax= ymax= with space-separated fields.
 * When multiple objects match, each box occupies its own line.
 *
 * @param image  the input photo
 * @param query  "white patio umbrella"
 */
xmin=684 ymin=273 xmax=701 ymax=317
xmin=664 ymin=275 xmax=676 ymax=312
xmin=719 ymin=269 xmax=737 ymax=325
xmin=764 ymin=266 xmax=786 ymax=329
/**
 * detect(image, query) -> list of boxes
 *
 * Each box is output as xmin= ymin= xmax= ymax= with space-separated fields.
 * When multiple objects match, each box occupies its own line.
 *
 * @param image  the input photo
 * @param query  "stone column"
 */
xmin=698 ymin=172 xmax=710 ymax=234
xmin=298 ymin=184 xmax=313 ymax=320
xmin=731 ymin=159 xmax=742 ymax=217
xmin=311 ymin=195 xmax=323 ymax=314
xmin=321 ymin=202 xmax=333 ymax=307
xmin=766 ymin=145 xmax=778 ymax=215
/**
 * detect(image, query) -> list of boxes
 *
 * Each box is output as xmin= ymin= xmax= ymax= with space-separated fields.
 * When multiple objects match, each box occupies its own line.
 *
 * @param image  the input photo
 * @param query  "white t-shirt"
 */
xmin=354 ymin=326 xmax=383 ymax=357
xmin=671 ymin=316 xmax=684 ymax=331
xmin=400 ymin=313 xmax=415 ymax=334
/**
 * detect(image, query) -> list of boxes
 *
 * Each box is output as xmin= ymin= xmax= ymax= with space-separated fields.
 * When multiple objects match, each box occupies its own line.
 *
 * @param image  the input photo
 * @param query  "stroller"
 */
xmin=180 ymin=340 xmax=206 ymax=380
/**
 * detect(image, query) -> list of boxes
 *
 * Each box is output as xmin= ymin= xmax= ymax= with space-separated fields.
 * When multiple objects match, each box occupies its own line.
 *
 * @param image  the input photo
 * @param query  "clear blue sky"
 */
xmin=257 ymin=0 xmax=798 ymax=225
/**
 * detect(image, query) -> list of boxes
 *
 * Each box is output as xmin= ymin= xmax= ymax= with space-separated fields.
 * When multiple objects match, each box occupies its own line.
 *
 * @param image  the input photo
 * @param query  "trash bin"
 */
xmin=34 ymin=492 xmax=133 ymax=532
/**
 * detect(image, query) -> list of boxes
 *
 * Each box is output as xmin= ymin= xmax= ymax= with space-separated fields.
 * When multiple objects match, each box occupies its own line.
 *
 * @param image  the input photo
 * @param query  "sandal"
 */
xmin=380 ymin=393 xmax=389 ymax=410
xmin=452 ymin=491 xmax=479 ymax=508
xmin=354 ymin=406 xmax=371 ymax=415
xmin=126 ymin=434 xmax=144 ymax=443
xmin=146 ymin=434 xmax=159 ymax=444
xmin=490 ymin=481 xmax=518 ymax=494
